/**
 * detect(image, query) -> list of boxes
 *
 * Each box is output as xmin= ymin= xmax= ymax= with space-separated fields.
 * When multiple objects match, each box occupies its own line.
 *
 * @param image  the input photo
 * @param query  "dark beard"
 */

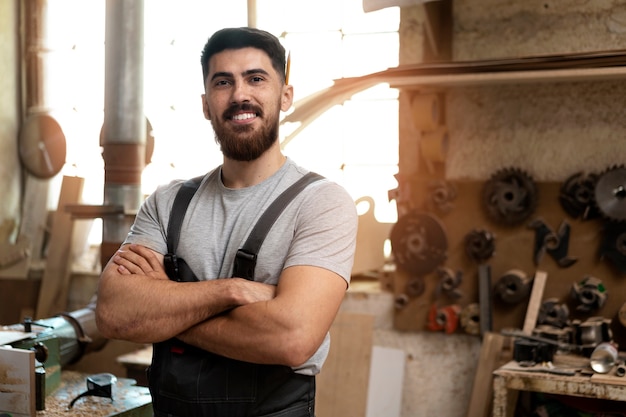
xmin=212 ymin=103 xmax=280 ymax=162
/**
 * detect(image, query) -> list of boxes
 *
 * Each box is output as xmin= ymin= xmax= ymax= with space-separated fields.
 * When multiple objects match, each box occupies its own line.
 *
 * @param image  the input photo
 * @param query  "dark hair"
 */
xmin=201 ymin=27 xmax=286 ymax=86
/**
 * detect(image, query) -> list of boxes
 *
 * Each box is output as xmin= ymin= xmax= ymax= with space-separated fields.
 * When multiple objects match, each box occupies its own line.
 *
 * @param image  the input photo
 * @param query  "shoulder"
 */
xmin=145 ymin=169 xmax=218 ymax=208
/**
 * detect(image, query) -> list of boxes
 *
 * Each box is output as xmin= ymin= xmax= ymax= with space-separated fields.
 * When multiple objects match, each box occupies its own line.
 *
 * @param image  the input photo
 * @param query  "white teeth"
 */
xmin=232 ymin=113 xmax=255 ymax=121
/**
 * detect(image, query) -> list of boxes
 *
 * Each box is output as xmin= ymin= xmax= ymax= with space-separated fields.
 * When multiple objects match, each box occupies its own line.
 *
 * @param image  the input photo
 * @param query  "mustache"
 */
xmin=223 ymin=103 xmax=263 ymax=119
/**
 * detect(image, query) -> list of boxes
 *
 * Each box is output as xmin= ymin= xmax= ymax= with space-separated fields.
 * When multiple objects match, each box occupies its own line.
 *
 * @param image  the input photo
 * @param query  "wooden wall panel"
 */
xmin=392 ymin=180 xmax=626 ymax=346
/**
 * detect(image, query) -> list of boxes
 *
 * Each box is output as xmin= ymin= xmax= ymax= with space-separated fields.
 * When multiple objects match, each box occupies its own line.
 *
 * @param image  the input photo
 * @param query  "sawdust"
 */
xmin=36 ymin=371 xmax=149 ymax=416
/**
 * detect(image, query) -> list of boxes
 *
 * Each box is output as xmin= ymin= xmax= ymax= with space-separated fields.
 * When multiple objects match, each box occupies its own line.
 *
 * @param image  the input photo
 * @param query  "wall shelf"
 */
xmin=281 ymin=50 xmax=626 ymax=145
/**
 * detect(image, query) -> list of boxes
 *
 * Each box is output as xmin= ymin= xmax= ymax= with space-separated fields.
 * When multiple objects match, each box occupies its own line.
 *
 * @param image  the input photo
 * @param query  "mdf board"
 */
xmin=316 ymin=313 xmax=374 ymax=417
xmin=0 ymin=346 xmax=35 ymax=417
xmin=366 ymin=346 xmax=405 ymax=417
xmin=392 ymin=181 xmax=626 ymax=342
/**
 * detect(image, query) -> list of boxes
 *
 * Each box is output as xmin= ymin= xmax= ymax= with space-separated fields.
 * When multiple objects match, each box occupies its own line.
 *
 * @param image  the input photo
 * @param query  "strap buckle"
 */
xmin=233 ymin=249 xmax=257 ymax=280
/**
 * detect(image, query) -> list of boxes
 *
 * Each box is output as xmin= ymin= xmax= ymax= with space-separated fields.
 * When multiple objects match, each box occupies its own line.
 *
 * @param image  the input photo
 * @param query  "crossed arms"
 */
xmin=95 ymin=244 xmax=347 ymax=367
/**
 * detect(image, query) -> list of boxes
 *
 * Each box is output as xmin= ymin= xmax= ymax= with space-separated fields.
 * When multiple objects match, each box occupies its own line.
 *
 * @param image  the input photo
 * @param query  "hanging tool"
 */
xmin=570 ymin=276 xmax=607 ymax=313
xmin=426 ymin=303 xmax=460 ymax=334
xmin=559 ymin=171 xmax=599 ymax=220
xmin=463 ymin=229 xmax=495 ymax=264
xmin=528 ymin=218 xmax=577 ymax=267
xmin=482 ymin=167 xmax=538 ymax=226
xmin=435 ymin=267 xmax=463 ymax=299
xmin=390 ymin=210 xmax=448 ymax=276
xmin=494 ymin=269 xmax=531 ymax=305
xmin=594 ymin=164 xmax=626 ymax=222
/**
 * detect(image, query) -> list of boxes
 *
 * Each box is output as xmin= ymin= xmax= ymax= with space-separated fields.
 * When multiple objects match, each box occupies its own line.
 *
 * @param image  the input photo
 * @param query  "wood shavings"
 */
xmin=36 ymin=371 xmax=151 ymax=417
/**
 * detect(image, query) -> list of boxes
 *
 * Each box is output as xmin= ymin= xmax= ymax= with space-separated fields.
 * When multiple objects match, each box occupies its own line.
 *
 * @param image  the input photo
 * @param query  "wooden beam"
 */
xmin=466 ymin=332 xmax=507 ymax=417
xmin=522 ymin=270 xmax=548 ymax=334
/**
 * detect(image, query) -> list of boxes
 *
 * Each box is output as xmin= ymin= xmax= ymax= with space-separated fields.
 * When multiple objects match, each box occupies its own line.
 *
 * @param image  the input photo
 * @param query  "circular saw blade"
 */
xmin=594 ymin=165 xmax=626 ymax=222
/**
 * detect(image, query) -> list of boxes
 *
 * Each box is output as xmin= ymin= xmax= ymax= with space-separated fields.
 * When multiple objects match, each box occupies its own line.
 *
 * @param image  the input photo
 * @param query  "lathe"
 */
xmin=0 ymin=300 xmax=151 ymax=416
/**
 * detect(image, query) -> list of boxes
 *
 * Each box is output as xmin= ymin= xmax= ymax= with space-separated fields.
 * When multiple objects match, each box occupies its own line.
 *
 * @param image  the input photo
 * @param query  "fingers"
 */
xmin=129 ymin=244 xmax=165 ymax=273
xmin=114 ymin=246 xmax=154 ymax=275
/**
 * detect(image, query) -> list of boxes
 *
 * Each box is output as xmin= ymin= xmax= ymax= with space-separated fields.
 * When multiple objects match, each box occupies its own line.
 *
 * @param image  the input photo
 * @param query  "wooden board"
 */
xmin=316 ymin=313 xmax=374 ymax=417
xmin=392 ymin=181 xmax=626 ymax=345
xmin=36 ymin=176 xmax=84 ymax=319
xmin=522 ymin=270 xmax=548 ymax=334
xmin=466 ymin=332 xmax=507 ymax=417
xmin=0 ymin=346 xmax=35 ymax=417
xmin=18 ymin=176 xmax=50 ymax=264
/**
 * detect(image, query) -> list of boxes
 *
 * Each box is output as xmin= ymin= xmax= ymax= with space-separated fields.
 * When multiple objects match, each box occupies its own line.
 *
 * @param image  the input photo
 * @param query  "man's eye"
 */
xmin=215 ymin=80 xmax=230 ymax=87
xmin=251 ymin=76 xmax=264 ymax=83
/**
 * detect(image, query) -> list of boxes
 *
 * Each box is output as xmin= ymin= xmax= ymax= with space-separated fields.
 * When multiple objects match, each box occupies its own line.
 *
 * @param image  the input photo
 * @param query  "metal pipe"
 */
xmin=101 ymin=0 xmax=145 ymax=267
xmin=247 ymin=0 xmax=257 ymax=28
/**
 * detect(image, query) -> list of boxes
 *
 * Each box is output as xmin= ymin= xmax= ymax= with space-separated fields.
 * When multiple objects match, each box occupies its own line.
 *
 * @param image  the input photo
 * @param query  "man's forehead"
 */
xmin=209 ymin=47 xmax=272 ymax=73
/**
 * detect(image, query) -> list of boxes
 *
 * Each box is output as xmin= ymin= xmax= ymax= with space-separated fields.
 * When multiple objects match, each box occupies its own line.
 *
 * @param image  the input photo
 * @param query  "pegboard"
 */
xmin=391 ymin=179 xmax=626 ymax=346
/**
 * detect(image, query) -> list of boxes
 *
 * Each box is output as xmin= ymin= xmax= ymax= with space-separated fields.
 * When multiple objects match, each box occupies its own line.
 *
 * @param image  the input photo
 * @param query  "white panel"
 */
xmin=366 ymin=345 xmax=405 ymax=417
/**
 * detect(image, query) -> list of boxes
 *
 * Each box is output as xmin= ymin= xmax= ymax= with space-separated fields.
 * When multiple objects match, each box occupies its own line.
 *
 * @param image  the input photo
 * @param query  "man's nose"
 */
xmin=231 ymin=81 xmax=251 ymax=103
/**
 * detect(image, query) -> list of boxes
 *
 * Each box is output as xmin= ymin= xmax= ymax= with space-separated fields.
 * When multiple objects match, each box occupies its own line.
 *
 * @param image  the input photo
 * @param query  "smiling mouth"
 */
xmin=232 ymin=112 xmax=256 ymax=121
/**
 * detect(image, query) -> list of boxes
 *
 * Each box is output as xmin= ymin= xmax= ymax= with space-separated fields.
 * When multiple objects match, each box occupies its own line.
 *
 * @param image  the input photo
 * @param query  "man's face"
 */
xmin=201 ymin=47 xmax=293 ymax=161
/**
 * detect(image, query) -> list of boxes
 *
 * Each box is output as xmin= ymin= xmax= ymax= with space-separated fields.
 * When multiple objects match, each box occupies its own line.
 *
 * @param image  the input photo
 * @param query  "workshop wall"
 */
xmin=340 ymin=1 xmax=626 ymax=416
xmin=0 ymin=0 xmax=21 ymax=244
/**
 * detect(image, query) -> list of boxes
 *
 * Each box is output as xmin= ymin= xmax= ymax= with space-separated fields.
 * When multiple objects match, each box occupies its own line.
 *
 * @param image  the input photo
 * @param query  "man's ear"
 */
xmin=201 ymin=94 xmax=211 ymax=120
xmin=281 ymin=85 xmax=294 ymax=112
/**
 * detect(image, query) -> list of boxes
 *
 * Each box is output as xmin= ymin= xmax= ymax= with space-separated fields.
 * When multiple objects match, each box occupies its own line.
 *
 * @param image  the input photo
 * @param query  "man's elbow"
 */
xmin=95 ymin=307 xmax=120 ymax=340
xmin=279 ymin=331 xmax=322 ymax=368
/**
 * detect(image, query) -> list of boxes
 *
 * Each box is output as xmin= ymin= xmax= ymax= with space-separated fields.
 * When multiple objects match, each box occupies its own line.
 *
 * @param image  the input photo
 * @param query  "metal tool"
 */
xmin=594 ymin=165 xmax=626 ymax=222
xmin=559 ymin=171 xmax=599 ymax=220
xmin=537 ymin=298 xmax=569 ymax=328
xmin=528 ymin=218 xmax=577 ymax=267
xmin=390 ymin=211 xmax=448 ymax=276
xmin=426 ymin=303 xmax=460 ymax=334
xmin=69 ymin=373 xmax=117 ymax=408
xmin=463 ymin=229 xmax=495 ymax=263
xmin=482 ymin=167 xmax=538 ymax=226
xmin=494 ymin=269 xmax=531 ymax=304
xmin=598 ymin=221 xmax=626 ymax=274
xmin=570 ymin=276 xmax=607 ymax=313
xmin=435 ymin=267 xmax=463 ymax=299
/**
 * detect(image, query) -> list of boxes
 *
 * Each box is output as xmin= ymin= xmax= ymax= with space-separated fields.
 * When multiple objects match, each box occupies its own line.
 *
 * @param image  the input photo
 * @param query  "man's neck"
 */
xmin=221 ymin=145 xmax=286 ymax=189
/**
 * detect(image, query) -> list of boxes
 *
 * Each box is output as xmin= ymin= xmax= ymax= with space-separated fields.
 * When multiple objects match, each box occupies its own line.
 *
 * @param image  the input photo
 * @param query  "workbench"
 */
xmin=492 ymin=355 xmax=626 ymax=417
xmin=37 ymin=370 xmax=152 ymax=417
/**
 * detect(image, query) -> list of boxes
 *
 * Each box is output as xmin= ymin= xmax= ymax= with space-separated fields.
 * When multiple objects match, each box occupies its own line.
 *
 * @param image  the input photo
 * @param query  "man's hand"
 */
xmin=113 ymin=244 xmax=168 ymax=279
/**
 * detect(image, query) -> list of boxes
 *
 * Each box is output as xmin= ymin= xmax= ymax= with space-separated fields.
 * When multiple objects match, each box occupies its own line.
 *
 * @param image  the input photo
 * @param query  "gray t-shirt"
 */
xmin=124 ymin=158 xmax=358 ymax=375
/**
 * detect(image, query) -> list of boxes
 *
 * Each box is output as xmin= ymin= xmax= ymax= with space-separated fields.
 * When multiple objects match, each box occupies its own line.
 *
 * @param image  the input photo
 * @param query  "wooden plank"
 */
xmin=316 ymin=312 xmax=374 ymax=417
xmin=0 ymin=346 xmax=35 ymax=417
xmin=466 ymin=332 xmax=506 ymax=417
xmin=18 ymin=176 xmax=50 ymax=264
xmin=522 ymin=270 xmax=548 ymax=334
xmin=36 ymin=175 xmax=84 ymax=319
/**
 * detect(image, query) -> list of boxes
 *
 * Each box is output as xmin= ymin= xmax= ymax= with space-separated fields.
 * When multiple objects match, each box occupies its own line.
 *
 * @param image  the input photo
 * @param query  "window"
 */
xmin=44 ymin=0 xmax=399 ymax=247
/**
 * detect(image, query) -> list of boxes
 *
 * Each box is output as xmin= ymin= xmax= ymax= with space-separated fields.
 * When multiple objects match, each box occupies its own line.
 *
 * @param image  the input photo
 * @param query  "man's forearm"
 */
xmin=96 ymin=273 xmax=245 ymax=344
xmin=178 ymin=299 xmax=325 ymax=367
xmin=96 ymin=244 xmax=276 ymax=344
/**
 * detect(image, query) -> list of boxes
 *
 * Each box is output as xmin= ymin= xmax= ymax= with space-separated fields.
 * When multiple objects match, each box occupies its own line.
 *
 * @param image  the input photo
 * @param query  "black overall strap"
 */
xmin=232 ymin=171 xmax=324 ymax=280
xmin=166 ymin=175 xmax=204 ymax=254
